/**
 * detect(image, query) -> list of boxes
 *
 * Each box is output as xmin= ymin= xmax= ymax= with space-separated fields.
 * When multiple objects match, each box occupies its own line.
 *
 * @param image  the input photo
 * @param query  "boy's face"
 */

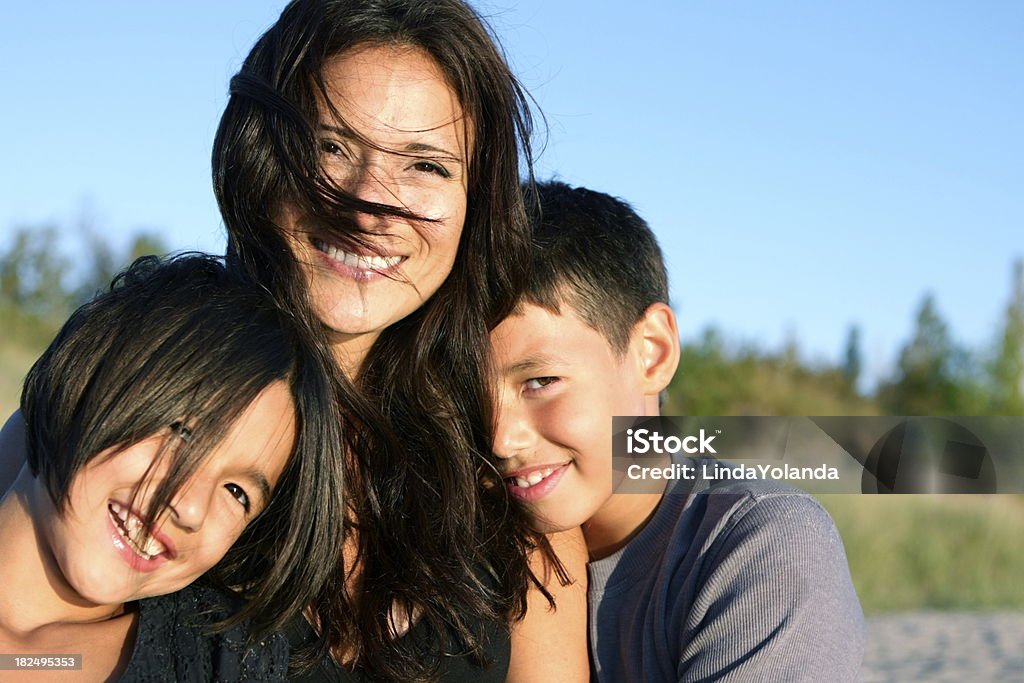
xmin=491 ymin=303 xmax=650 ymax=533
xmin=34 ymin=381 xmax=295 ymax=607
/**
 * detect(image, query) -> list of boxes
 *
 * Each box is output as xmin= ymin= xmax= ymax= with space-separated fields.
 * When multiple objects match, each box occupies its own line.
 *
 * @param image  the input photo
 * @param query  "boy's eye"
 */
xmin=224 ymin=483 xmax=251 ymax=513
xmin=524 ymin=376 xmax=559 ymax=391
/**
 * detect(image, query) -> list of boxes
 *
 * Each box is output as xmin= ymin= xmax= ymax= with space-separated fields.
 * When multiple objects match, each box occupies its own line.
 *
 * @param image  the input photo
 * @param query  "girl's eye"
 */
xmin=524 ymin=376 xmax=559 ymax=392
xmin=412 ymin=160 xmax=450 ymax=177
xmin=224 ymin=483 xmax=251 ymax=513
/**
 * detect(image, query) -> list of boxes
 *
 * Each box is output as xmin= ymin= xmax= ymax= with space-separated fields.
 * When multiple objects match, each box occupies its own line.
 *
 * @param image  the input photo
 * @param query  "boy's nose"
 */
xmin=493 ymin=404 xmax=537 ymax=460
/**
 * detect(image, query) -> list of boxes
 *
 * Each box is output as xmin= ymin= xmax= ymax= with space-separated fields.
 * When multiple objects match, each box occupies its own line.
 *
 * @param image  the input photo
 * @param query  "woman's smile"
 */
xmin=310 ymin=236 xmax=407 ymax=280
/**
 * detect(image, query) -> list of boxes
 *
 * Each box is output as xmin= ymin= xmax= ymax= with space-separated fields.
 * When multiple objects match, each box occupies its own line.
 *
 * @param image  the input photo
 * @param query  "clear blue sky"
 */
xmin=2 ymin=1 xmax=1021 ymax=387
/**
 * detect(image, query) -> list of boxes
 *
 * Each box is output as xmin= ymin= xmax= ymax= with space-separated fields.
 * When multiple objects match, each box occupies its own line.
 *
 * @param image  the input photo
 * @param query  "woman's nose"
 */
xmin=349 ymin=163 xmax=402 ymax=232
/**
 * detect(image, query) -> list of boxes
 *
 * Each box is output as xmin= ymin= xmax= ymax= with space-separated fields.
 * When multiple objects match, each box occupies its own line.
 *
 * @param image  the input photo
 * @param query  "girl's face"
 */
xmin=35 ymin=381 xmax=295 ymax=607
xmin=278 ymin=43 xmax=472 ymax=357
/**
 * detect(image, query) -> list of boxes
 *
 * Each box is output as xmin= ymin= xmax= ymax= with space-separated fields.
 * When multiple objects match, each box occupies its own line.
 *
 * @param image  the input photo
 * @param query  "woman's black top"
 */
xmin=119 ymin=584 xmax=289 ymax=682
xmin=285 ymin=613 xmax=511 ymax=682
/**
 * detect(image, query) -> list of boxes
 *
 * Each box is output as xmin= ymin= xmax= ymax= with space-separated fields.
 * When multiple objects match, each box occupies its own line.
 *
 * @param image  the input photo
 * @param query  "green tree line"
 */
xmin=665 ymin=260 xmax=1024 ymax=416
xmin=0 ymin=224 xmax=167 ymax=349
xmin=1 ymin=222 xmax=1022 ymax=417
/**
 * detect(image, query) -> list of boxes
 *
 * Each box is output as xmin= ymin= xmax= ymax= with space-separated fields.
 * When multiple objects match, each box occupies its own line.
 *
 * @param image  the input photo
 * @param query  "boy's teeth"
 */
xmin=512 ymin=468 xmax=556 ymax=489
xmin=314 ymin=239 xmax=401 ymax=270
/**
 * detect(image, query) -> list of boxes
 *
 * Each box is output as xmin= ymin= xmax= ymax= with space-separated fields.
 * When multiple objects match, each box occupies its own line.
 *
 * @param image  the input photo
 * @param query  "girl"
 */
xmin=0 ymin=254 xmax=346 ymax=680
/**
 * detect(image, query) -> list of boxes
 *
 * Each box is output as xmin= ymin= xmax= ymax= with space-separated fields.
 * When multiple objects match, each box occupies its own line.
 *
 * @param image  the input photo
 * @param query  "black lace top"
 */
xmin=119 ymin=584 xmax=289 ymax=682
xmin=285 ymin=615 xmax=510 ymax=682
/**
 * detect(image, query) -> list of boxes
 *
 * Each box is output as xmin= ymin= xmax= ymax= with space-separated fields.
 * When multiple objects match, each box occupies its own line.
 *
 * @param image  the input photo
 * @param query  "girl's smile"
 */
xmin=106 ymin=500 xmax=175 ymax=571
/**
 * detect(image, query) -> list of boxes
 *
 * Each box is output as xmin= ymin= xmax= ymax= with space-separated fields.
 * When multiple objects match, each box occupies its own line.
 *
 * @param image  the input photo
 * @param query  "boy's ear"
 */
xmin=630 ymin=303 xmax=680 ymax=395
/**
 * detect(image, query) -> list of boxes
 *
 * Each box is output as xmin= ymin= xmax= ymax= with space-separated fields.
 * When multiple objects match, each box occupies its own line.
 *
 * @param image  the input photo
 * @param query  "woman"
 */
xmin=214 ymin=0 xmax=587 ymax=680
xmin=0 ymin=255 xmax=346 ymax=680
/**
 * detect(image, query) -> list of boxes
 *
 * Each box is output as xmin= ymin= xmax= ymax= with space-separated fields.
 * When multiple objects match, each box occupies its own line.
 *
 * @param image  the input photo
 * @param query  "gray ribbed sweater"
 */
xmin=588 ymin=463 xmax=864 ymax=682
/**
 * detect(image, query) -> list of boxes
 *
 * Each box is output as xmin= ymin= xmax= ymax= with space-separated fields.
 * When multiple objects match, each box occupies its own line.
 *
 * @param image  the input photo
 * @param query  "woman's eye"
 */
xmin=224 ymin=483 xmax=251 ymax=512
xmin=524 ymin=376 xmax=559 ymax=392
xmin=320 ymin=139 xmax=349 ymax=158
xmin=412 ymin=160 xmax=450 ymax=177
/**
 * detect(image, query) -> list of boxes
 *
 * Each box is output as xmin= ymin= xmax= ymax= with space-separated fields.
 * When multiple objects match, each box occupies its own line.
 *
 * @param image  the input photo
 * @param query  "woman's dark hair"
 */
xmin=20 ymin=253 xmax=346 ymax=640
xmin=212 ymin=1 xmax=560 ymax=679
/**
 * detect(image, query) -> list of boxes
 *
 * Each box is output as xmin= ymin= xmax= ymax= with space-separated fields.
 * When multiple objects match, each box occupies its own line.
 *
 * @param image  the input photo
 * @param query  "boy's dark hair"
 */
xmin=20 ymin=253 xmax=345 ymax=640
xmin=521 ymin=180 xmax=670 ymax=353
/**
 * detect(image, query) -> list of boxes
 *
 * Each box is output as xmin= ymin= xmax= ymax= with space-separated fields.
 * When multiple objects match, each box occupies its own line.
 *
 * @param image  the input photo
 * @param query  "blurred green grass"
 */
xmin=0 ymin=346 xmax=32 ymax=419
xmin=819 ymin=494 xmax=1024 ymax=613
xmin=0 ymin=308 xmax=61 ymax=419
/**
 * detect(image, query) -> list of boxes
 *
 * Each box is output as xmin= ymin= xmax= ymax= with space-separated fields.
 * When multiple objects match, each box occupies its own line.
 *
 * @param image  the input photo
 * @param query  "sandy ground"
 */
xmin=863 ymin=612 xmax=1024 ymax=682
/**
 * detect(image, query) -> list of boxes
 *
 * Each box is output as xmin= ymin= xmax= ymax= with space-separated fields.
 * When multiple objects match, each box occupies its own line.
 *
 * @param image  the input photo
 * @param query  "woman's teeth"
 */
xmin=109 ymin=501 xmax=166 ymax=560
xmin=313 ymin=238 xmax=402 ymax=270
xmin=511 ymin=467 xmax=557 ymax=489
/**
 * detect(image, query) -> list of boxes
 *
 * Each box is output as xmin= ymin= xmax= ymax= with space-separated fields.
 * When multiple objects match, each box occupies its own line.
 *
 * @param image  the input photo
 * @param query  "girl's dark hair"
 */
xmin=212 ymin=1 xmax=560 ymax=679
xmin=20 ymin=253 xmax=346 ymax=640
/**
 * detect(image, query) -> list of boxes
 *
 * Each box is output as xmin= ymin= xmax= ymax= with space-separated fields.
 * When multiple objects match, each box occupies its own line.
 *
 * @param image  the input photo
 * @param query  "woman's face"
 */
xmin=35 ymin=382 xmax=295 ymax=607
xmin=279 ymin=44 xmax=472 ymax=354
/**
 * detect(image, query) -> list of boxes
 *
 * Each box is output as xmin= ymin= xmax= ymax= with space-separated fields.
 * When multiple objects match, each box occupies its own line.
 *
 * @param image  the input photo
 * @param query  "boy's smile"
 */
xmin=503 ymin=462 xmax=573 ymax=501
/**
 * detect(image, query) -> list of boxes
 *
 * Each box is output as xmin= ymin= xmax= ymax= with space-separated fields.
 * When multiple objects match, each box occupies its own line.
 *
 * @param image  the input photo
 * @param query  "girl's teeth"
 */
xmin=527 ymin=471 xmax=544 ymax=486
xmin=110 ymin=500 xmax=129 ymax=523
xmin=109 ymin=502 xmax=166 ymax=560
xmin=515 ymin=477 xmax=530 ymax=488
xmin=142 ymin=536 xmax=166 ymax=557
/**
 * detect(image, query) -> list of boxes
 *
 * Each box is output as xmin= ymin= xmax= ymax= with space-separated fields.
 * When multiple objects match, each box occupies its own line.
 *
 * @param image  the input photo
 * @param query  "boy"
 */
xmin=491 ymin=181 xmax=864 ymax=681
